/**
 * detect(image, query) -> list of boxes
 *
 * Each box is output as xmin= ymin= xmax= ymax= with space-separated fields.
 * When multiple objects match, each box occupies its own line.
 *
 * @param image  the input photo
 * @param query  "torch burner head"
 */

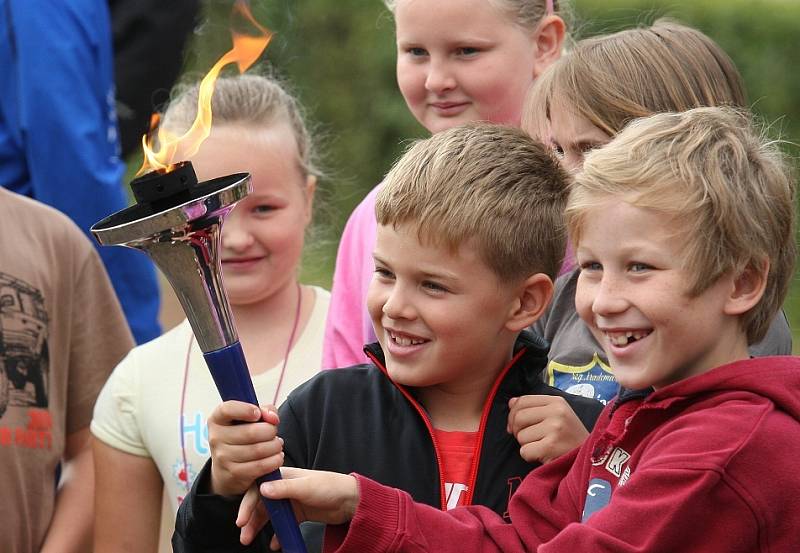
xmin=129 ymin=160 xmax=198 ymax=213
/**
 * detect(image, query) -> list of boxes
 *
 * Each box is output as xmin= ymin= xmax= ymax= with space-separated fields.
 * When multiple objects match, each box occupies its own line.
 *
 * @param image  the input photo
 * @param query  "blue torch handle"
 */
xmin=204 ymin=343 xmax=307 ymax=553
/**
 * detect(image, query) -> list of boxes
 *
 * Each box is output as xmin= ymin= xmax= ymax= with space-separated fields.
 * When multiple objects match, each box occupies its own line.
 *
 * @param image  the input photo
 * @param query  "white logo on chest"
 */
xmin=605 ymin=447 xmax=631 ymax=477
xmin=445 ymin=482 xmax=469 ymax=510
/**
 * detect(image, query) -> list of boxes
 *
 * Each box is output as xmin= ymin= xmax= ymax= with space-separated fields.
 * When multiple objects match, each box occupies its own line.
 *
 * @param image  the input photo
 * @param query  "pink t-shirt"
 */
xmin=322 ymin=185 xmax=381 ymax=368
xmin=322 ymin=184 xmax=576 ymax=369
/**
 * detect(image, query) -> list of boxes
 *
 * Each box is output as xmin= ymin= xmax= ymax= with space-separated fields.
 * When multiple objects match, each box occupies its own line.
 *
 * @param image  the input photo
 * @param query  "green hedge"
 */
xmin=176 ymin=0 xmax=799 ymax=343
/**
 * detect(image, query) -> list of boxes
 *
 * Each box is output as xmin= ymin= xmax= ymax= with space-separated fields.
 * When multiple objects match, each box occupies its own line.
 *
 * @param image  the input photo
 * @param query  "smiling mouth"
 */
xmin=605 ymin=329 xmax=652 ymax=347
xmin=388 ymin=329 xmax=428 ymax=347
xmin=430 ymin=102 xmax=468 ymax=111
xmin=222 ymin=257 xmax=264 ymax=265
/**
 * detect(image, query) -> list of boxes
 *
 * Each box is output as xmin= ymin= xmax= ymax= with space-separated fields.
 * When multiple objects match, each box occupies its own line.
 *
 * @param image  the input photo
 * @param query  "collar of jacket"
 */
xmin=362 ymin=329 xmax=550 ymax=509
xmin=611 ymin=387 xmax=653 ymax=413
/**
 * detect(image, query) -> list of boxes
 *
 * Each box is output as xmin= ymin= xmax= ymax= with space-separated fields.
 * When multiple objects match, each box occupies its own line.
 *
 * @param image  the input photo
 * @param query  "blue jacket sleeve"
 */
xmin=2 ymin=0 xmax=160 ymax=343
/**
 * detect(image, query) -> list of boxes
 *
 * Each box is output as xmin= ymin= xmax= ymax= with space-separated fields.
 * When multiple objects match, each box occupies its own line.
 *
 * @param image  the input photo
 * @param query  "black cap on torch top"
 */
xmin=129 ymin=161 xmax=199 ymax=214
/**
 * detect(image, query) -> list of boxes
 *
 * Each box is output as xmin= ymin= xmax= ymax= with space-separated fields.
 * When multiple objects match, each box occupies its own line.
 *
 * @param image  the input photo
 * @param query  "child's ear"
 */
xmin=532 ymin=15 xmax=566 ymax=78
xmin=505 ymin=273 xmax=553 ymax=332
xmin=303 ymin=174 xmax=317 ymax=224
xmin=724 ymin=260 xmax=768 ymax=316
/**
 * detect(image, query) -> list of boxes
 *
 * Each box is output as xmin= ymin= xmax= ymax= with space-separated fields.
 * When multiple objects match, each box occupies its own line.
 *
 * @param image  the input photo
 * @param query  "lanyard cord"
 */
xmin=178 ymin=282 xmax=304 ymax=493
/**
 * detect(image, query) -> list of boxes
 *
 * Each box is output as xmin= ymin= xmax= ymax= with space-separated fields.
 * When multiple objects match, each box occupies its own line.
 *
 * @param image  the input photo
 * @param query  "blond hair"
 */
xmin=524 ymin=19 xmax=746 ymax=138
xmin=160 ymin=73 xmax=320 ymax=178
xmin=566 ymin=107 xmax=796 ymax=344
xmin=377 ymin=122 xmax=570 ymax=282
xmin=383 ymin=0 xmax=566 ymax=32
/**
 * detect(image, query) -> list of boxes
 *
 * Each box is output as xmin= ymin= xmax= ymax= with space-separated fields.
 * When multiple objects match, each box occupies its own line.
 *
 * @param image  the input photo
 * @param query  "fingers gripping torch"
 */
xmin=92 ymin=161 xmax=307 ymax=553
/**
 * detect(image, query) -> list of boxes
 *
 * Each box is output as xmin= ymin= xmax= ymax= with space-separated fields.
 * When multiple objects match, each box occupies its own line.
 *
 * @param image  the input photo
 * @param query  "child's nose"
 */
xmin=221 ymin=219 xmax=254 ymax=252
xmin=382 ymin=286 xmax=416 ymax=320
xmin=592 ymin=276 xmax=628 ymax=316
xmin=563 ymin=152 xmax=584 ymax=174
xmin=425 ymin=58 xmax=456 ymax=94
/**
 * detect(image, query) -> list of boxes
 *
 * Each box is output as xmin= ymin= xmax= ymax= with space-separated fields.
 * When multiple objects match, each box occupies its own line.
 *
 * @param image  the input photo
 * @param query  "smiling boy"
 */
xmin=574 ymin=201 xmax=749 ymax=391
xmin=256 ymin=107 xmax=800 ymax=552
xmin=172 ymin=122 xmax=603 ymax=552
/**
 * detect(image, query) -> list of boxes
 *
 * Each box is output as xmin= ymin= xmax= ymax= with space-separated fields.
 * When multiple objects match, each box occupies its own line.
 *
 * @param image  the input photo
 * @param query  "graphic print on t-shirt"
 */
xmin=546 ymin=353 xmax=618 ymax=404
xmin=0 ymin=272 xmax=50 ymax=420
xmin=434 ymin=428 xmax=478 ymax=510
xmin=172 ymin=409 xmax=210 ymax=504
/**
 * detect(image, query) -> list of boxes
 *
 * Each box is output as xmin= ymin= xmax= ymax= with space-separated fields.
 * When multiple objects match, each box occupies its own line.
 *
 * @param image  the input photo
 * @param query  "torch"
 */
xmin=91 ymin=161 xmax=307 ymax=553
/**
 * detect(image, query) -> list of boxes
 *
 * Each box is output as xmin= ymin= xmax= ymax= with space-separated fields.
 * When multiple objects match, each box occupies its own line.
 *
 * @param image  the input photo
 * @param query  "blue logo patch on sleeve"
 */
xmin=582 ymin=478 xmax=613 ymax=522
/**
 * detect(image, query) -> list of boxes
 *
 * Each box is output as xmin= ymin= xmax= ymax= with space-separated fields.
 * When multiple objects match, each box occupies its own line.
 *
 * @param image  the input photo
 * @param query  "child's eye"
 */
xmin=406 ymin=47 xmax=428 ymax=57
xmin=374 ymin=267 xmax=395 ymax=280
xmin=252 ymin=205 xmax=276 ymax=215
xmin=580 ymin=261 xmax=602 ymax=272
xmin=422 ymin=281 xmax=448 ymax=293
xmin=551 ymin=143 xmax=565 ymax=159
xmin=629 ymin=262 xmax=652 ymax=273
xmin=456 ymin=46 xmax=480 ymax=56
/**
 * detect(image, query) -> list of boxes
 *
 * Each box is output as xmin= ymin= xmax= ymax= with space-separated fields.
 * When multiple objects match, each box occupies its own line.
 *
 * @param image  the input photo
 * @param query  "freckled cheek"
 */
xmin=574 ymin=285 xmax=596 ymax=325
xmin=635 ymin=288 xmax=676 ymax=328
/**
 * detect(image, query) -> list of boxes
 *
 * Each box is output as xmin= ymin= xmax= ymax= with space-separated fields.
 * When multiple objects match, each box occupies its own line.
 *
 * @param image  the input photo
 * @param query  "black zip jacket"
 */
xmin=173 ymin=331 xmax=604 ymax=552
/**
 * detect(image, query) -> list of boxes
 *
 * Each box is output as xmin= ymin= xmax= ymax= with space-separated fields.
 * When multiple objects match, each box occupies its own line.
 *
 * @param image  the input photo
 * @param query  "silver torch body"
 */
xmin=92 ymin=161 xmax=306 ymax=552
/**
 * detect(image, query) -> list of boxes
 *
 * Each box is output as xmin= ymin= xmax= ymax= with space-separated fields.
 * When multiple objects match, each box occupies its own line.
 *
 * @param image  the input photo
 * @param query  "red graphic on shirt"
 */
xmin=0 ymin=408 xmax=52 ymax=449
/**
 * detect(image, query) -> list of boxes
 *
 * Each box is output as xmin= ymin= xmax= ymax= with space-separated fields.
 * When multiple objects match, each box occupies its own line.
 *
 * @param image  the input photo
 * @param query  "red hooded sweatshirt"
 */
xmin=326 ymin=356 xmax=800 ymax=552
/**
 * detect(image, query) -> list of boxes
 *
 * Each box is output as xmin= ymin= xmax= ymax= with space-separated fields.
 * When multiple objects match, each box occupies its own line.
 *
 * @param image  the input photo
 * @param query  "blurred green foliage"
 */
xmin=169 ymin=0 xmax=799 ymax=342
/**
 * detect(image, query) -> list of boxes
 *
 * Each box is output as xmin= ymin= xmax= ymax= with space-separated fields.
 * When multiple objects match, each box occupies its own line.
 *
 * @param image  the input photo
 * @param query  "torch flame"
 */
xmin=137 ymin=1 xmax=272 ymax=176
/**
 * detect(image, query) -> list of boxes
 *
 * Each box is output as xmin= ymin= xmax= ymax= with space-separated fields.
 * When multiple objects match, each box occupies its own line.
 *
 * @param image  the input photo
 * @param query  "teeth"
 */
xmin=608 ymin=334 xmax=628 ymax=347
xmin=606 ymin=330 xmax=650 ymax=347
xmin=390 ymin=332 xmax=425 ymax=346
